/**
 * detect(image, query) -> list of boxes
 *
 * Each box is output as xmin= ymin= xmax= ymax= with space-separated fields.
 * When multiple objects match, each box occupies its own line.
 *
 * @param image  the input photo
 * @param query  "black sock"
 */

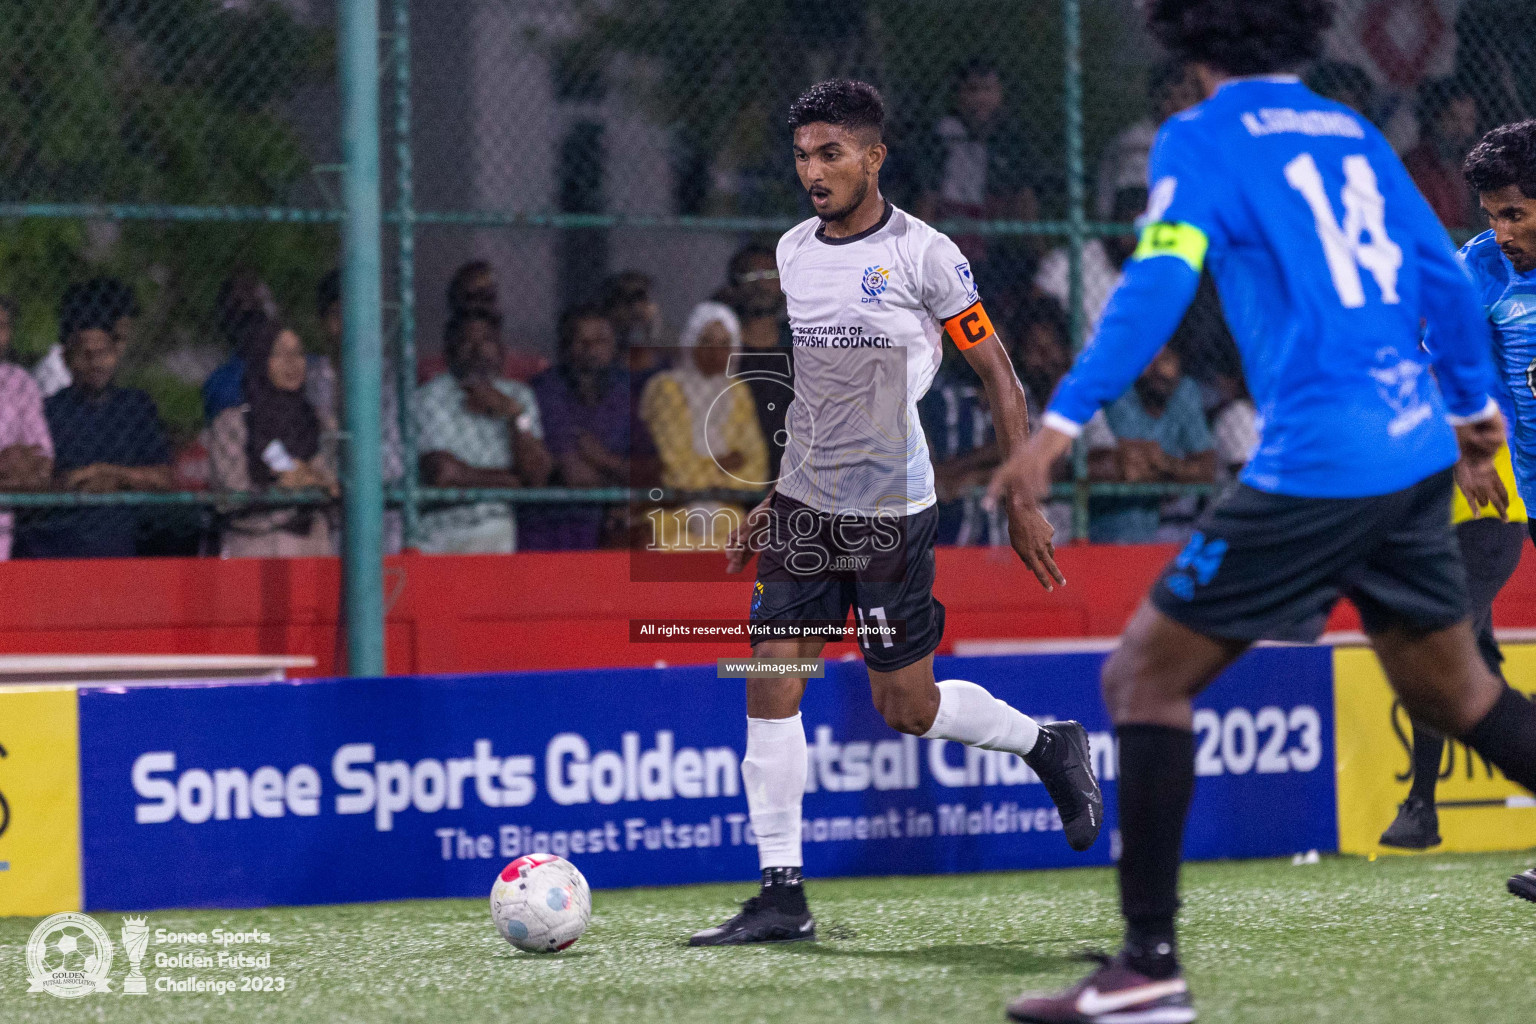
xmin=1462 ymin=686 xmax=1536 ymax=794
xmin=1408 ymin=718 xmax=1444 ymax=804
xmin=1023 ymin=723 xmax=1055 ymax=765
xmin=760 ymin=866 xmax=808 ymax=914
xmin=1116 ymin=724 xmax=1196 ymax=979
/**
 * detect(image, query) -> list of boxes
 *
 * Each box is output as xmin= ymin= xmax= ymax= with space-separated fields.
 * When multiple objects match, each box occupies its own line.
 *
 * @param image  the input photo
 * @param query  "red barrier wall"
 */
xmin=6 ymin=544 xmax=1536 ymax=675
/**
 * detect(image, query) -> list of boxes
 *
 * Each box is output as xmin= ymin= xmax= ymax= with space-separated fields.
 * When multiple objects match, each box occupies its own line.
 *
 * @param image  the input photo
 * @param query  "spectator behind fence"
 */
xmin=602 ymin=271 xmax=665 ymax=379
xmin=1095 ymin=62 xmax=1201 ymax=219
xmin=715 ymin=242 xmax=787 ymax=351
xmin=914 ymin=60 xmax=1042 ymax=288
xmin=1404 ymin=76 xmax=1483 ymax=232
xmin=638 ymin=302 xmax=766 ymax=551
xmin=917 ymin=297 xmax=1076 ymax=547
xmin=33 ymin=278 xmax=139 ymax=399
xmin=1012 ymin=295 xmax=1076 ymax=539
xmin=418 ymin=260 xmax=548 ymax=386
xmin=15 ymin=301 xmax=174 ymax=557
xmin=1083 ymin=346 xmax=1214 ymax=544
xmin=1036 ymin=186 xmax=1144 ymax=334
xmin=448 ymin=259 xmax=499 ymax=315
xmin=917 ymin=350 xmax=1003 ymax=546
xmin=415 ymin=307 xmax=551 ymax=554
xmin=0 ymin=295 xmax=54 ymax=559
xmin=208 ymin=318 xmax=336 ymax=557
xmin=201 ymin=270 xmax=281 ymax=422
xmin=714 ymin=242 xmax=794 ymax=479
xmin=1167 ymin=268 xmax=1243 ymax=411
xmin=522 ymin=305 xmax=631 ymax=550
xmin=201 ymin=271 xmax=341 ymax=430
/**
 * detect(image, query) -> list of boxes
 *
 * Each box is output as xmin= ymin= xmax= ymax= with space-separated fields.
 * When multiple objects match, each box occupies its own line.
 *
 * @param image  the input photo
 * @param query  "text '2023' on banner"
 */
xmin=67 ymin=648 xmax=1338 ymax=911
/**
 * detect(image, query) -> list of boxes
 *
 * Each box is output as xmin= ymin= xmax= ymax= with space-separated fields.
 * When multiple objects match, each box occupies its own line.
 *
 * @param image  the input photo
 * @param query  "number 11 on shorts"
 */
xmin=858 ymin=606 xmax=894 ymax=649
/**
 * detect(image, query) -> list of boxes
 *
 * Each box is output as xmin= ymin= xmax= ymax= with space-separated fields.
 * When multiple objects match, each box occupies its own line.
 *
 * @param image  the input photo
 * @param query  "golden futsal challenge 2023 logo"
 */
xmin=25 ymin=911 xmax=278 ymax=998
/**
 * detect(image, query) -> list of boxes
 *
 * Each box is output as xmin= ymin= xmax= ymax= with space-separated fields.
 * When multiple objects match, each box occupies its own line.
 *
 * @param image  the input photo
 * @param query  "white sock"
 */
xmin=743 ymin=713 xmax=807 ymax=869
xmin=921 ymin=678 xmax=1042 ymax=757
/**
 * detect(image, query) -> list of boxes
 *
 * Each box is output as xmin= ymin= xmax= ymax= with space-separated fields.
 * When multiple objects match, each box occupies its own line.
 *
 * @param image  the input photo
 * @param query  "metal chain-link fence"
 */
xmin=0 ymin=0 xmax=340 ymax=558
xmin=0 ymin=0 xmax=1531 ymax=559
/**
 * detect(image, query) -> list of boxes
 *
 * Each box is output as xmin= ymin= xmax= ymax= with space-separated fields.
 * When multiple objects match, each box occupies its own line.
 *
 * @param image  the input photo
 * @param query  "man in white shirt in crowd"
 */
xmin=414 ymin=307 xmax=552 ymax=554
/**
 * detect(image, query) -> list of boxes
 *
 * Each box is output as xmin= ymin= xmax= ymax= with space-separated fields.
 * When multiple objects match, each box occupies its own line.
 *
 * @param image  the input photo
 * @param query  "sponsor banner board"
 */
xmin=1334 ymin=645 xmax=1536 ymax=855
xmin=77 ymin=649 xmax=1336 ymax=910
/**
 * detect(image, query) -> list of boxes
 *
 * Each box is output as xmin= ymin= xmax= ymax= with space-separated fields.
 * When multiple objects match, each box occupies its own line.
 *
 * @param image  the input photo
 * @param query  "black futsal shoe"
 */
xmin=1378 ymin=796 xmax=1441 ymax=850
xmin=688 ymin=894 xmax=816 ymax=946
xmin=1007 ymin=950 xmax=1196 ymax=1023
xmin=1026 ymin=721 xmax=1104 ymax=852
xmin=1508 ymin=869 xmax=1536 ymax=904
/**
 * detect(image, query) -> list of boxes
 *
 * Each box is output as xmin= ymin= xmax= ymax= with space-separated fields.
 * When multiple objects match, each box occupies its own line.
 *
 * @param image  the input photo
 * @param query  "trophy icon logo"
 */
xmin=120 ymin=916 xmax=149 ymax=995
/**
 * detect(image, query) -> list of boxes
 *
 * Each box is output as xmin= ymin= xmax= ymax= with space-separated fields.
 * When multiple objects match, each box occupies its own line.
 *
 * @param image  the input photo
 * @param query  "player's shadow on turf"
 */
xmin=774 ymin=941 xmax=1068 ymax=975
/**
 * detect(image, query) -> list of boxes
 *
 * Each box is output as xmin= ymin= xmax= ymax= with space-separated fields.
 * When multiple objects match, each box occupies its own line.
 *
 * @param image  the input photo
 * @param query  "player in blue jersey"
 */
xmin=990 ymin=2 xmax=1536 ymax=1022
xmin=1377 ymin=124 xmax=1536 ymax=852
xmin=1380 ymin=123 xmax=1536 ymax=855
xmin=1462 ymin=122 xmax=1536 ymax=515
xmin=1458 ymin=120 xmax=1536 ymax=904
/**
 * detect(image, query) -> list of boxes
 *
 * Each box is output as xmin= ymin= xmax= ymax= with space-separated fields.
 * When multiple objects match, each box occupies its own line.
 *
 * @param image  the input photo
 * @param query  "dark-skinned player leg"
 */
xmin=1371 ymin=621 xmax=1536 ymax=861
xmin=1005 ymin=602 xmax=1244 ymax=1024
xmin=1358 ymin=519 xmax=1536 ymax=903
xmin=1098 ymin=603 xmax=1249 ymax=981
xmin=1382 ymin=516 xmax=1525 ymax=849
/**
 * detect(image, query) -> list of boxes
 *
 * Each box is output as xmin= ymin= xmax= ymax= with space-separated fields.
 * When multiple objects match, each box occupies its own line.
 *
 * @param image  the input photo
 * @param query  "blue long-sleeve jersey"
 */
xmin=1046 ymin=76 xmax=1496 ymax=498
xmin=1457 ymin=230 xmax=1536 ymax=505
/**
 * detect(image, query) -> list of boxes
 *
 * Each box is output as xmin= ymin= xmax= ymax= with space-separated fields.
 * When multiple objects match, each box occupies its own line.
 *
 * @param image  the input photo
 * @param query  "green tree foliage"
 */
xmin=0 ymin=0 xmax=338 ymax=422
xmin=575 ymin=0 xmax=1145 ymax=219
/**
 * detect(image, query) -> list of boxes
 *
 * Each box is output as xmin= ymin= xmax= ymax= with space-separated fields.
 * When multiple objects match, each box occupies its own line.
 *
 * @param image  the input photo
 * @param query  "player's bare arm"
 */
xmin=953 ymin=313 xmax=1066 ymax=590
xmin=986 ymin=424 xmax=1074 ymax=512
xmin=1456 ymin=408 xmax=1506 ymax=456
xmin=1453 ymin=441 xmax=1509 ymax=520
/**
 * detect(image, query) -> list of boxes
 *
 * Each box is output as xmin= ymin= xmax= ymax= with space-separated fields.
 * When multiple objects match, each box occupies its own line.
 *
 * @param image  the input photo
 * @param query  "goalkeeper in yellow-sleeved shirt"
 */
xmin=1379 ymin=444 xmax=1527 ymax=848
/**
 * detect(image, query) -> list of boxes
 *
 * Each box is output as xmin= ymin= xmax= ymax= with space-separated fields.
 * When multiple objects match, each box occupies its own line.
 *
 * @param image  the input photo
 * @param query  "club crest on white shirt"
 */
xmin=860 ymin=265 xmax=890 ymax=300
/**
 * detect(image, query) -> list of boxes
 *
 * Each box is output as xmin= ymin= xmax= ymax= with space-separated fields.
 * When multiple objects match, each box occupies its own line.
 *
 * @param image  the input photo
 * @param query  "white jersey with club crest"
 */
xmin=774 ymin=202 xmax=980 ymax=516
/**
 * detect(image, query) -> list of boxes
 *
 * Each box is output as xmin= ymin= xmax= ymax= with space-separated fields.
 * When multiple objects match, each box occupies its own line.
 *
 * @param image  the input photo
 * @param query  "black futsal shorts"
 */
xmin=749 ymin=491 xmax=944 ymax=672
xmin=1151 ymin=469 xmax=1468 ymax=642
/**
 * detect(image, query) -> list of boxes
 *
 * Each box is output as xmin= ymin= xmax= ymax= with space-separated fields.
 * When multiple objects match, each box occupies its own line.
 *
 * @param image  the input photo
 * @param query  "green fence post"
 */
xmin=392 ymin=0 xmax=420 ymax=549
xmin=339 ymin=0 xmax=386 ymax=676
xmin=1061 ymin=0 xmax=1089 ymax=543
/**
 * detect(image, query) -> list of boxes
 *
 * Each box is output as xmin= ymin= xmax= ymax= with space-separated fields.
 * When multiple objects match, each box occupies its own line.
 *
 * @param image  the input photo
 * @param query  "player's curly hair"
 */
xmin=787 ymin=80 xmax=884 ymax=141
xmin=1464 ymin=121 xmax=1536 ymax=200
xmin=1146 ymin=0 xmax=1334 ymax=76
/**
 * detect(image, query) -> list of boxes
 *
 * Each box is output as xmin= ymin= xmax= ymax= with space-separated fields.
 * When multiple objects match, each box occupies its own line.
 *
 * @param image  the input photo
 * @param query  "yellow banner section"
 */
xmin=1335 ymin=646 xmax=1536 ymax=855
xmin=0 ymin=686 xmax=82 ymax=916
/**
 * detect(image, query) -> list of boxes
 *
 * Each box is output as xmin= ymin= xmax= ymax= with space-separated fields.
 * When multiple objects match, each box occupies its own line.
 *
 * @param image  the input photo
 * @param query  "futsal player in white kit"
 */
xmin=689 ymin=79 xmax=1104 ymax=946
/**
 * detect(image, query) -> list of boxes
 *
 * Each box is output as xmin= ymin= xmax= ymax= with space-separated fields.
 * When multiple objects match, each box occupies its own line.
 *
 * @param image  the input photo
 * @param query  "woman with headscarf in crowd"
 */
xmin=207 ymin=317 xmax=337 ymax=557
xmin=638 ymin=301 xmax=767 ymax=550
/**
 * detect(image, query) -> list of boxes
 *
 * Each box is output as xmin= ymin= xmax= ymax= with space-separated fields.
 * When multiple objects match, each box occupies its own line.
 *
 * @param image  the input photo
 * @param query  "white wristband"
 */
xmin=1041 ymin=411 xmax=1084 ymax=439
xmin=1446 ymin=396 xmax=1499 ymax=426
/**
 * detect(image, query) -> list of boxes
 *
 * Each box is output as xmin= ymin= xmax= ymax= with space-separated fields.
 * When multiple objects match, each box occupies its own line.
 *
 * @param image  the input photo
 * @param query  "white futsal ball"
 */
xmin=490 ymin=854 xmax=592 ymax=953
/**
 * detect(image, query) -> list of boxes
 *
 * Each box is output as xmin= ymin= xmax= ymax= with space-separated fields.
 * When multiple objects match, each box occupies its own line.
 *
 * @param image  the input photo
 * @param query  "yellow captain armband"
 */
xmin=1452 ymin=443 xmax=1528 ymax=524
xmin=1131 ymin=221 xmax=1210 ymax=273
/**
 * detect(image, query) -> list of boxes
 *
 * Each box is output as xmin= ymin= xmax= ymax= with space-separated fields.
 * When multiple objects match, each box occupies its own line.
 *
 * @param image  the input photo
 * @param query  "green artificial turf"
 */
xmin=3 ymin=852 xmax=1533 ymax=1023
